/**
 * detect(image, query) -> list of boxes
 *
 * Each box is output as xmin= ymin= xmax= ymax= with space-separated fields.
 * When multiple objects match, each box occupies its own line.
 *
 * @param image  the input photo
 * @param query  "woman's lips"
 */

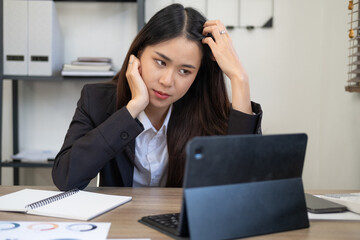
xmin=154 ymin=90 xmax=170 ymax=100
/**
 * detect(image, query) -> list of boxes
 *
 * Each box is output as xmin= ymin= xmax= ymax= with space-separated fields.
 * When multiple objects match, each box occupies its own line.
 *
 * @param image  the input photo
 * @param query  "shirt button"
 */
xmin=120 ymin=132 xmax=129 ymax=140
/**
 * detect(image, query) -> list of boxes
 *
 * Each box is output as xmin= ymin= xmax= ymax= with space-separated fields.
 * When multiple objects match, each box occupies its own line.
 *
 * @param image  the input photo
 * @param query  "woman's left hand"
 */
xmin=202 ymin=20 xmax=252 ymax=115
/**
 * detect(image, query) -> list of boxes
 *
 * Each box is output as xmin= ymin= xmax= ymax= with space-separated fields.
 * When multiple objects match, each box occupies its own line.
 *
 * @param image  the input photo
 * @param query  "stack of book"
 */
xmin=61 ymin=57 xmax=116 ymax=77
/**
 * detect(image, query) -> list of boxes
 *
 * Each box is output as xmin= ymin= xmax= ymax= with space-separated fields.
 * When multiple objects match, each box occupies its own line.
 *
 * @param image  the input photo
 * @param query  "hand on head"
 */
xmin=202 ymin=20 xmax=248 ymax=82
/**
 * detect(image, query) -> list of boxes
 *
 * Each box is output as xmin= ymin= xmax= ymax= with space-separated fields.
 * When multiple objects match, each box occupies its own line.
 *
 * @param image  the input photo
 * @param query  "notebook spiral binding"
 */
xmin=25 ymin=189 xmax=79 ymax=210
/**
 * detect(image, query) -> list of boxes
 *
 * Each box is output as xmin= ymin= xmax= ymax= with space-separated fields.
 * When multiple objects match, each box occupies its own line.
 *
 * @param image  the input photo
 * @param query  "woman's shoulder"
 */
xmin=81 ymin=82 xmax=117 ymax=103
xmin=82 ymin=82 xmax=116 ymax=95
xmin=79 ymin=82 xmax=117 ymax=119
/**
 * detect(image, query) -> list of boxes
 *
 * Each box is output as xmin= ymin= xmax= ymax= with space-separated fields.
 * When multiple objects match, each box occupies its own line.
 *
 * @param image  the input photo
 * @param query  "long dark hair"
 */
xmin=112 ymin=3 xmax=230 ymax=187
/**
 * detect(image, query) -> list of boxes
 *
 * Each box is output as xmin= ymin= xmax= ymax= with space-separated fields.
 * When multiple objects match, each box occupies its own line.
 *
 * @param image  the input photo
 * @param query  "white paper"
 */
xmin=316 ymin=193 xmax=360 ymax=214
xmin=308 ymin=211 xmax=360 ymax=221
xmin=30 ymin=190 xmax=132 ymax=220
xmin=0 ymin=189 xmax=60 ymax=212
xmin=11 ymin=149 xmax=58 ymax=162
xmin=0 ymin=221 xmax=110 ymax=240
xmin=0 ymin=189 xmax=132 ymax=221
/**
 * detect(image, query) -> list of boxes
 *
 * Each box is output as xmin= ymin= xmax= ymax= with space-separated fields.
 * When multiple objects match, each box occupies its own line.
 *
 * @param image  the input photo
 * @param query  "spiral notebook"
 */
xmin=0 ymin=189 xmax=132 ymax=220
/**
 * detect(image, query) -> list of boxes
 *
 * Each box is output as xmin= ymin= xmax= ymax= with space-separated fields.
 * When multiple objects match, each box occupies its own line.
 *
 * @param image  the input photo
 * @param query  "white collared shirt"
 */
xmin=133 ymin=105 xmax=172 ymax=187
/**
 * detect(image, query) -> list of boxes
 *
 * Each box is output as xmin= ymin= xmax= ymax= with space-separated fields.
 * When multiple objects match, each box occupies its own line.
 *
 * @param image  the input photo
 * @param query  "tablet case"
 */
xmin=139 ymin=134 xmax=309 ymax=240
xmin=182 ymin=133 xmax=309 ymax=240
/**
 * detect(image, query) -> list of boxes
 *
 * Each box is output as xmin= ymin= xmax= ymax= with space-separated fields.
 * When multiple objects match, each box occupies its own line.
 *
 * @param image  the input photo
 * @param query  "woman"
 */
xmin=52 ymin=4 xmax=262 ymax=191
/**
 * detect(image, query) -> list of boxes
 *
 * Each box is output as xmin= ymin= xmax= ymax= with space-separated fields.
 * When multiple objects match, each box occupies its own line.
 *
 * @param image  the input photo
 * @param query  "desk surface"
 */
xmin=0 ymin=186 xmax=359 ymax=240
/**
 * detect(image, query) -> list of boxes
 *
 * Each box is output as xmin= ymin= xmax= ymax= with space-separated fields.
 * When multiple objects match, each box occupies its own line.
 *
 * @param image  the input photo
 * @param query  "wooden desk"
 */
xmin=0 ymin=186 xmax=359 ymax=240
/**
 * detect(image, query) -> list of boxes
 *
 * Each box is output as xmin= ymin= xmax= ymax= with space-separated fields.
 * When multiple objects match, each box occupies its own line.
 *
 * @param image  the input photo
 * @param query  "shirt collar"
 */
xmin=137 ymin=105 xmax=172 ymax=134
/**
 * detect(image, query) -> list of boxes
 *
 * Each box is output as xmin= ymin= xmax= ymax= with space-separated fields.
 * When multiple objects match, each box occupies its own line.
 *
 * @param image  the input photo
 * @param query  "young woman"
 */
xmin=52 ymin=4 xmax=262 ymax=191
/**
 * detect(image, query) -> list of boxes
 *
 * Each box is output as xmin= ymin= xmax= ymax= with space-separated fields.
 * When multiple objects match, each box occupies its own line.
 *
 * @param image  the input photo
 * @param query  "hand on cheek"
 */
xmin=126 ymin=54 xmax=149 ymax=118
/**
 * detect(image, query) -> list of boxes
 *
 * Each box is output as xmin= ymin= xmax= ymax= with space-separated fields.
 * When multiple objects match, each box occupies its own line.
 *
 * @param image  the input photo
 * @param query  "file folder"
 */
xmin=28 ymin=0 xmax=63 ymax=76
xmin=3 ymin=0 xmax=28 ymax=75
xmin=3 ymin=0 xmax=63 ymax=76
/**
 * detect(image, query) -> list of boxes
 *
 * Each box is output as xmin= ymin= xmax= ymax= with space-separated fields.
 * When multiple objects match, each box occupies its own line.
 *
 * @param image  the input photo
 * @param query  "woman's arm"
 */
xmin=227 ymin=102 xmax=262 ymax=135
xmin=202 ymin=20 xmax=252 ymax=114
xmin=52 ymin=84 xmax=143 ymax=191
xmin=202 ymin=20 xmax=262 ymax=134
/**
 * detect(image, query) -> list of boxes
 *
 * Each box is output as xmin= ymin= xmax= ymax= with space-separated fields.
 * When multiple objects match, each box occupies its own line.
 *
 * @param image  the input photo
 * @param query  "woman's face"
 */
xmin=139 ymin=36 xmax=203 ymax=113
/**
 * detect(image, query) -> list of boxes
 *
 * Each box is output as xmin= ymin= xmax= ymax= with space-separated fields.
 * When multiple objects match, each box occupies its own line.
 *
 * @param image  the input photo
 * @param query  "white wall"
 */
xmin=237 ymin=0 xmax=360 ymax=189
xmin=2 ymin=0 xmax=359 ymax=189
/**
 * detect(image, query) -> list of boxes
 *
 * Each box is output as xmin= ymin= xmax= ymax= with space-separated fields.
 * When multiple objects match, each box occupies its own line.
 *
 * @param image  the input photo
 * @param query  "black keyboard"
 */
xmin=141 ymin=213 xmax=180 ymax=236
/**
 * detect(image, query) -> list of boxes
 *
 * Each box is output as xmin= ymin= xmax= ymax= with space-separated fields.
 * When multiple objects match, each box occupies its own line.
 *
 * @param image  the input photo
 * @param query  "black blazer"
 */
xmin=52 ymin=83 xmax=262 ymax=191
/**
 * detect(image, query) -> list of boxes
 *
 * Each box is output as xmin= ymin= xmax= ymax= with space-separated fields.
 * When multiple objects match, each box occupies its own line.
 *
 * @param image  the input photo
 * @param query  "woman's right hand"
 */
xmin=126 ymin=54 xmax=149 ymax=118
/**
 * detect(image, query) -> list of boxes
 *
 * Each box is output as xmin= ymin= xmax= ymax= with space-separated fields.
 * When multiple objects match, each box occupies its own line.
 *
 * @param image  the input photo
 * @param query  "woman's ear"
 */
xmin=136 ymin=50 xmax=143 ymax=75
xmin=138 ymin=64 xmax=142 ymax=75
xmin=137 ymin=49 xmax=143 ymax=58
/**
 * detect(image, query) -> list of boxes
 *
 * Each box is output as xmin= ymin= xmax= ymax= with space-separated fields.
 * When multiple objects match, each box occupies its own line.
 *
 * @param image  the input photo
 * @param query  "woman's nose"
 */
xmin=159 ymin=70 xmax=174 ymax=87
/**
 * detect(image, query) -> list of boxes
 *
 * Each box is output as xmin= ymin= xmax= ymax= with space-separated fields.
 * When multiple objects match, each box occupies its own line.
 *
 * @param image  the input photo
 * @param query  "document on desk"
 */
xmin=316 ymin=193 xmax=360 ymax=215
xmin=0 ymin=189 xmax=132 ymax=220
xmin=0 ymin=221 xmax=110 ymax=240
xmin=308 ymin=193 xmax=360 ymax=221
xmin=308 ymin=211 xmax=360 ymax=221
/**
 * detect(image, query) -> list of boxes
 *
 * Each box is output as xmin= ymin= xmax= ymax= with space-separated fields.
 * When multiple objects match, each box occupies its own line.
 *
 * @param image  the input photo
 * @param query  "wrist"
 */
xmin=230 ymin=74 xmax=252 ymax=115
xmin=229 ymin=71 xmax=248 ymax=84
xmin=126 ymin=99 xmax=148 ymax=118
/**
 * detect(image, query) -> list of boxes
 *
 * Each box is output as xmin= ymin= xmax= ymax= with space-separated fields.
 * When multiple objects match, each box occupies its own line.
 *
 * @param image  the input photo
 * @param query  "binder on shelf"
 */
xmin=3 ymin=0 xmax=63 ymax=76
xmin=3 ymin=0 xmax=28 ymax=75
xmin=28 ymin=0 xmax=63 ymax=76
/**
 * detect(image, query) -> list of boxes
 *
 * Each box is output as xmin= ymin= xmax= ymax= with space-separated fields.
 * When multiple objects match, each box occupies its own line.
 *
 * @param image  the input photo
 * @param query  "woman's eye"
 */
xmin=155 ymin=59 xmax=166 ymax=66
xmin=179 ymin=69 xmax=190 ymax=75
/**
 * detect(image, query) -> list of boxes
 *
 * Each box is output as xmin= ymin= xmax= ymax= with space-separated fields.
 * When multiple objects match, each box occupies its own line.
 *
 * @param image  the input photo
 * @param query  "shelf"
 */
xmin=2 ymin=74 xmax=114 ymax=82
xmin=0 ymin=160 xmax=53 ymax=185
xmin=0 ymin=0 xmax=145 ymax=185
xmin=345 ymin=85 xmax=360 ymax=92
xmin=53 ymin=0 xmax=136 ymax=2
xmin=0 ymin=161 xmax=53 ymax=168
